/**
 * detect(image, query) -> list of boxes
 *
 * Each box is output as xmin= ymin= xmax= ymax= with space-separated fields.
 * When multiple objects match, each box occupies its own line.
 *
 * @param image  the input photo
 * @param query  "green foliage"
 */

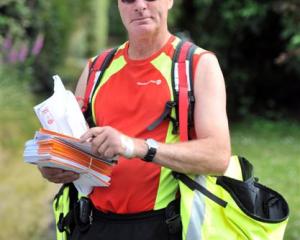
xmin=278 ymin=1 xmax=300 ymax=50
xmin=174 ymin=0 xmax=300 ymax=120
xmin=85 ymin=0 xmax=110 ymax=56
xmin=0 ymin=0 xmax=47 ymax=64
xmin=0 ymin=0 xmax=31 ymax=40
xmin=275 ymin=1 xmax=300 ymax=84
xmin=0 ymin=0 xmax=90 ymax=93
xmin=2 ymin=0 xmax=299 ymax=119
xmin=30 ymin=0 xmax=80 ymax=92
xmin=0 ymin=66 xmax=38 ymax=148
xmin=108 ymin=2 xmax=127 ymax=44
xmin=0 ymin=65 xmax=57 ymax=240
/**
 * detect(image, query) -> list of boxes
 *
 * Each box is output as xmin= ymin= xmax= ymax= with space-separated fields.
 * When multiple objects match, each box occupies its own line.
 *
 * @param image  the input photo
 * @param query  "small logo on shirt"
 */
xmin=136 ymin=79 xmax=162 ymax=86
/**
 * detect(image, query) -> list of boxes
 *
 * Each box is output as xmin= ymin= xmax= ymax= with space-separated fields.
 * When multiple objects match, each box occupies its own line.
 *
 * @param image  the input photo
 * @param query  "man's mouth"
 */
xmin=131 ymin=17 xmax=151 ymax=23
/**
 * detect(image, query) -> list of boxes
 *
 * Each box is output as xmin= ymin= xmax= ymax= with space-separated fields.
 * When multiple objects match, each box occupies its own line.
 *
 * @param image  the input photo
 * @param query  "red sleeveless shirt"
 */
xmin=89 ymin=36 xmax=202 ymax=213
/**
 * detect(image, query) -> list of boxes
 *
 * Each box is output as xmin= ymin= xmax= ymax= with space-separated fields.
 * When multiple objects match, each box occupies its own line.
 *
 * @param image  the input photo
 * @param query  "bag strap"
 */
xmin=148 ymin=40 xmax=196 ymax=134
xmin=172 ymin=44 xmax=228 ymax=208
xmin=176 ymin=41 xmax=195 ymax=141
xmin=82 ymin=47 xmax=118 ymax=126
xmin=173 ymin=172 xmax=227 ymax=207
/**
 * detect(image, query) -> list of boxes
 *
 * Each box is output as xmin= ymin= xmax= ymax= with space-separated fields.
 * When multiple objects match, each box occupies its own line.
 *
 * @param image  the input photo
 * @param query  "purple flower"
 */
xmin=31 ymin=33 xmax=44 ymax=56
xmin=8 ymin=48 xmax=18 ymax=63
xmin=2 ymin=35 xmax=12 ymax=50
xmin=18 ymin=42 xmax=29 ymax=62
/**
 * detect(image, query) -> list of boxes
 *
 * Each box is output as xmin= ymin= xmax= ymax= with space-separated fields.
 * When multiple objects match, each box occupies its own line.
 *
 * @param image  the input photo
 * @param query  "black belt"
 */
xmin=92 ymin=206 xmax=167 ymax=222
xmin=61 ymin=197 xmax=182 ymax=236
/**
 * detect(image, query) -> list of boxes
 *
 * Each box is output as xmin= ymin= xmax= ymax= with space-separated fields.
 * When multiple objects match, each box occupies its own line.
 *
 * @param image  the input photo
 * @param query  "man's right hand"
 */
xmin=38 ymin=167 xmax=80 ymax=184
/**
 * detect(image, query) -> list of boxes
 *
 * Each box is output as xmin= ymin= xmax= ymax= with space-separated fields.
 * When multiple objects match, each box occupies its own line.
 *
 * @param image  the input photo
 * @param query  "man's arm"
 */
xmin=131 ymin=53 xmax=231 ymax=175
xmin=143 ymin=53 xmax=231 ymax=175
xmin=81 ymin=53 xmax=231 ymax=175
xmin=75 ymin=62 xmax=90 ymax=106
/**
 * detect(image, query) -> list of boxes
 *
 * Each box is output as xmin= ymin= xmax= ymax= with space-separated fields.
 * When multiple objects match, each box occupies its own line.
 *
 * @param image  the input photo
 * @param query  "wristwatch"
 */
xmin=143 ymin=138 xmax=158 ymax=162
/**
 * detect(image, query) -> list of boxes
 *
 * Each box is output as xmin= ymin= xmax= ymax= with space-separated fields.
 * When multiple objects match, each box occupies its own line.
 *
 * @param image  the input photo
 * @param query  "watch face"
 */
xmin=147 ymin=138 xmax=158 ymax=149
xmin=144 ymin=138 xmax=158 ymax=162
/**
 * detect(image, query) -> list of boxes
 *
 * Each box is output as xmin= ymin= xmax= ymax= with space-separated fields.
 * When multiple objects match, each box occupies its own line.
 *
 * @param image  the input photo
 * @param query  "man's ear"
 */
xmin=168 ymin=0 xmax=174 ymax=10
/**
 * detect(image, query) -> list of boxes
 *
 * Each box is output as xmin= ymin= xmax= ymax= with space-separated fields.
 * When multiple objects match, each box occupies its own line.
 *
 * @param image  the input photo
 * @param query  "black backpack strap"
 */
xmin=89 ymin=47 xmax=118 ymax=99
xmin=83 ymin=47 xmax=118 ymax=127
xmin=186 ymin=44 xmax=197 ymax=132
xmin=171 ymin=40 xmax=186 ymax=131
xmin=172 ymin=172 xmax=227 ymax=208
xmin=147 ymin=40 xmax=196 ymax=134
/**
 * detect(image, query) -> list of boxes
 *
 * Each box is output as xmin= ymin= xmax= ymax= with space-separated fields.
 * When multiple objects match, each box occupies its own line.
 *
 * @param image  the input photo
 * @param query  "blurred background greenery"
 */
xmin=0 ymin=0 xmax=299 ymax=239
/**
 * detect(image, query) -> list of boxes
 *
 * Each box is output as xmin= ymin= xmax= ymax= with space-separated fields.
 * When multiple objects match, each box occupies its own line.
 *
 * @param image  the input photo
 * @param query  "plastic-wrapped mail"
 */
xmin=33 ymin=75 xmax=88 ymax=138
xmin=24 ymin=129 xmax=117 ymax=195
xmin=28 ymin=76 xmax=114 ymax=195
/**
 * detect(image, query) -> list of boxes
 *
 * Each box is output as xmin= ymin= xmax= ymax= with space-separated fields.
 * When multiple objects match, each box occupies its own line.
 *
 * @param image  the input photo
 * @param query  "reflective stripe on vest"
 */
xmin=180 ymin=156 xmax=289 ymax=240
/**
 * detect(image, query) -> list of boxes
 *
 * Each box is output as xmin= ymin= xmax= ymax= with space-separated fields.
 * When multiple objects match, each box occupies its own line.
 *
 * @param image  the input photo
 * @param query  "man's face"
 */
xmin=118 ymin=0 xmax=173 ymax=38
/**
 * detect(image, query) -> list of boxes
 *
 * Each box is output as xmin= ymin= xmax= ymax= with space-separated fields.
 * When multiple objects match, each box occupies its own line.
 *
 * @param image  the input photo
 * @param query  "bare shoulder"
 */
xmin=75 ymin=62 xmax=90 ymax=98
xmin=194 ymin=46 xmax=223 ymax=82
xmin=194 ymin=46 xmax=220 ymax=68
xmin=195 ymin=46 xmax=209 ymax=54
xmin=193 ymin=46 xmax=225 ymax=100
xmin=192 ymin=47 xmax=228 ymax=140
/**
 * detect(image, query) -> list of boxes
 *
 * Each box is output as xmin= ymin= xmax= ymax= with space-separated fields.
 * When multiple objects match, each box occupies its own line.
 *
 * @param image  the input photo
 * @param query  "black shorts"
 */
xmin=71 ymin=204 xmax=182 ymax=240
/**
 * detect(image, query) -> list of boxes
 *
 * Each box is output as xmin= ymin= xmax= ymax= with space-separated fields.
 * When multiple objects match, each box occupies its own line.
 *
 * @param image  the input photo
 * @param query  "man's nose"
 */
xmin=134 ymin=0 xmax=147 ymax=13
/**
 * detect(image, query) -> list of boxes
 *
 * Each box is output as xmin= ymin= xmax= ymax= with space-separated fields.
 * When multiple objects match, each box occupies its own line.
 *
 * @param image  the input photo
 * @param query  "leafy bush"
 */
xmin=0 ymin=0 xmax=88 ymax=93
xmin=174 ymin=0 xmax=300 ymax=119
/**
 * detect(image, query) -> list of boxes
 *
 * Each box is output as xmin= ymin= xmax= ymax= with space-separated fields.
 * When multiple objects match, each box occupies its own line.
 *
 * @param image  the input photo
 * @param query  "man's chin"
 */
xmin=129 ymin=25 xmax=157 ymax=37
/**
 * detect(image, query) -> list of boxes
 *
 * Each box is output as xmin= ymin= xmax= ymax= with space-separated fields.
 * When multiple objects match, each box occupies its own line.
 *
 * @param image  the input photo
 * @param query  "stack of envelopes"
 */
xmin=24 ymin=128 xmax=117 ymax=189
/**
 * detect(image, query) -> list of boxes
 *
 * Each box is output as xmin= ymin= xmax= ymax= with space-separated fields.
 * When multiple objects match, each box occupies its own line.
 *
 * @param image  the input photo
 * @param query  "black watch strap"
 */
xmin=143 ymin=139 xmax=158 ymax=162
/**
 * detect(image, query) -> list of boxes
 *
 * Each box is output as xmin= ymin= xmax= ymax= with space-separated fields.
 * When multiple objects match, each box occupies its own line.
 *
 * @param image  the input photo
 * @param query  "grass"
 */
xmin=0 ymin=75 xmax=59 ymax=240
xmin=0 ymin=70 xmax=299 ymax=239
xmin=230 ymin=117 xmax=300 ymax=240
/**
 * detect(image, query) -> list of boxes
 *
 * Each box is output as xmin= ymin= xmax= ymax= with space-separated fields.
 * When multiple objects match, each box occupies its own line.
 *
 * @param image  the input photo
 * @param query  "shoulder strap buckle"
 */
xmin=147 ymin=100 xmax=178 ymax=132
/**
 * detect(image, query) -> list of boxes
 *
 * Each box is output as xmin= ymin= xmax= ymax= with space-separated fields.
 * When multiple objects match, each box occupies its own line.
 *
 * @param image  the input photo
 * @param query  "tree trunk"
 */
xmin=86 ymin=0 xmax=110 ymax=55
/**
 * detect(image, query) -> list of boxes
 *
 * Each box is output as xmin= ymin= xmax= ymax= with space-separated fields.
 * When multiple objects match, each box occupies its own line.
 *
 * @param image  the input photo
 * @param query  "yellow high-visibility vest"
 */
xmin=179 ymin=155 xmax=289 ymax=240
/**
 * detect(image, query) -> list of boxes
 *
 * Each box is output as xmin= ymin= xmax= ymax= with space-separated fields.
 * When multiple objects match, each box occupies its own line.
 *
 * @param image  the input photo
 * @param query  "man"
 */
xmin=39 ymin=0 xmax=231 ymax=239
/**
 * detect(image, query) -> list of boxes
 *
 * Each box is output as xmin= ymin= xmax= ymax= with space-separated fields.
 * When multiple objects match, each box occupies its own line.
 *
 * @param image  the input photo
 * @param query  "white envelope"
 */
xmin=33 ymin=75 xmax=88 ymax=138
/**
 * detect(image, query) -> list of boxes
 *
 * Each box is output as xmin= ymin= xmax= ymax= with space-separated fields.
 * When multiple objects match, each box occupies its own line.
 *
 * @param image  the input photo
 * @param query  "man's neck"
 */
xmin=127 ymin=31 xmax=171 ymax=60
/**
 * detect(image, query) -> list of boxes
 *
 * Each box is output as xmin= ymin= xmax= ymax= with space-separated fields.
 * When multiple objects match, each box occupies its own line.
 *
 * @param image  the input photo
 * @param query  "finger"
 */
xmin=39 ymin=167 xmax=64 ymax=178
xmin=59 ymin=173 xmax=80 ymax=183
xmin=80 ymin=130 xmax=96 ymax=142
xmin=57 ymin=171 xmax=80 ymax=179
xmin=51 ymin=175 xmax=79 ymax=184
xmin=97 ymin=138 xmax=110 ymax=156
xmin=60 ymin=176 xmax=79 ymax=184
xmin=103 ymin=148 xmax=117 ymax=159
xmin=80 ymin=127 xmax=104 ymax=142
xmin=40 ymin=168 xmax=77 ymax=179
xmin=48 ymin=171 xmax=80 ymax=183
xmin=91 ymin=134 xmax=108 ymax=154
xmin=100 ymin=144 xmax=112 ymax=158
